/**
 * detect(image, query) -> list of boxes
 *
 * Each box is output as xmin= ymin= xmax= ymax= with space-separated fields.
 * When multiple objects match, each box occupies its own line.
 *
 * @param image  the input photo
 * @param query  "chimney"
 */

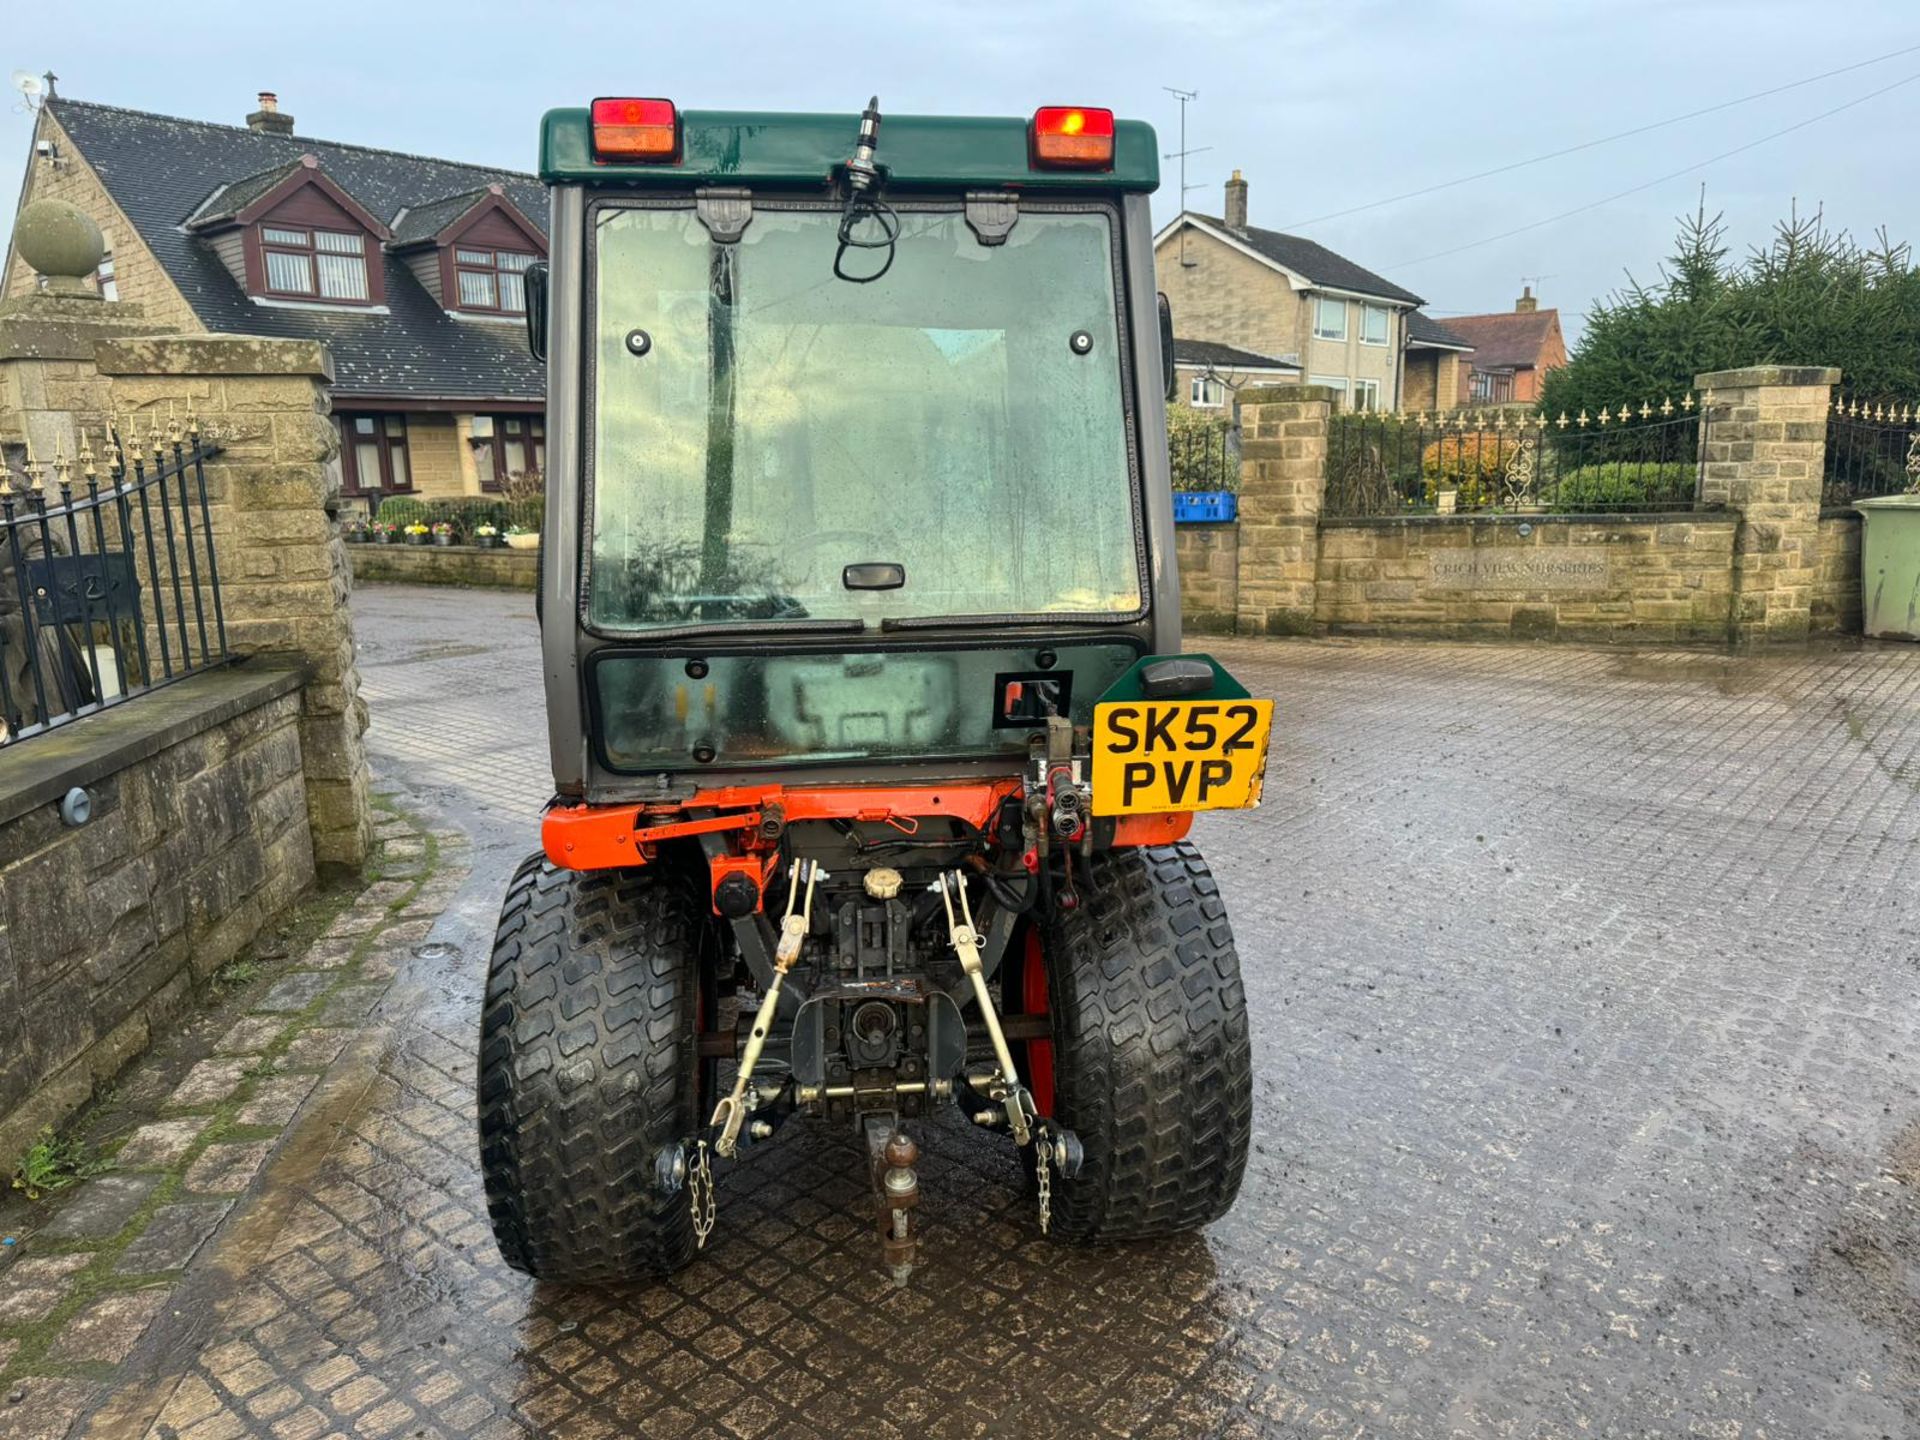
xmin=1515 ymin=285 xmax=1538 ymax=313
xmin=246 ymin=91 xmax=295 ymax=136
xmin=1224 ymin=169 xmax=1248 ymax=232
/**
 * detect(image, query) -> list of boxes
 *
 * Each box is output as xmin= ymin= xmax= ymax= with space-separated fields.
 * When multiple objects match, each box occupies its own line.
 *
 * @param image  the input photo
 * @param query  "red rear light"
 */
xmin=592 ymin=97 xmax=679 ymax=161
xmin=1030 ymin=107 xmax=1115 ymax=170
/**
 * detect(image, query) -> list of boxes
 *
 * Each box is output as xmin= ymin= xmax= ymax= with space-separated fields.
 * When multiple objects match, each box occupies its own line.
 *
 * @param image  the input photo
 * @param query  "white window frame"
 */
xmin=1360 ymin=304 xmax=1390 ymax=346
xmin=95 ymin=236 xmax=117 ymax=302
xmin=1188 ymin=374 xmax=1226 ymax=409
xmin=1351 ymin=378 xmax=1382 ymax=412
xmin=1313 ymin=295 xmax=1348 ymax=341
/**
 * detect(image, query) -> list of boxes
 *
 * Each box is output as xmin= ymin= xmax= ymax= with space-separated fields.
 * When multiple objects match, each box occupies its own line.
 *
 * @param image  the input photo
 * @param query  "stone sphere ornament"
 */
xmin=14 ymin=199 xmax=105 ymax=294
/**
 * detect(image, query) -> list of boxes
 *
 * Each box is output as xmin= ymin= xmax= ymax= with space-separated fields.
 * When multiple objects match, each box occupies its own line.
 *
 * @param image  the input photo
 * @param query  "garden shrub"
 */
xmin=1421 ymin=432 xmax=1516 ymax=509
xmin=1549 ymin=461 xmax=1697 ymax=512
xmin=1168 ymin=407 xmax=1238 ymax=492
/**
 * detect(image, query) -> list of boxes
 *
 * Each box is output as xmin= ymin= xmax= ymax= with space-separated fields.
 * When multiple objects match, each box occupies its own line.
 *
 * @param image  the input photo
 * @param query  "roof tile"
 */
xmin=1183 ymin=213 xmax=1423 ymax=306
xmin=1405 ymin=310 xmax=1473 ymax=351
xmin=48 ymin=97 xmax=546 ymax=402
xmin=1438 ymin=310 xmax=1560 ymax=371
xmin=1174 ymin=338 xmax=1299 ymax=371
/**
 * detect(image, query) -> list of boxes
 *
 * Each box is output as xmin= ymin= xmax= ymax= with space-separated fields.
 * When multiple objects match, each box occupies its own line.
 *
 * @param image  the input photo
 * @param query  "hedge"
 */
xmin=1548 ymin=461 xmax=1696 ymax=512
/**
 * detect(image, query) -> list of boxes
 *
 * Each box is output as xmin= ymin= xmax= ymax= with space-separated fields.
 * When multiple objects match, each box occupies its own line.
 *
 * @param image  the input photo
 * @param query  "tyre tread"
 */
xmin=1042 ymin=841 xmax=1253 ymax=1243
xmin=478 ymin=854 xmax=700 ymax=1283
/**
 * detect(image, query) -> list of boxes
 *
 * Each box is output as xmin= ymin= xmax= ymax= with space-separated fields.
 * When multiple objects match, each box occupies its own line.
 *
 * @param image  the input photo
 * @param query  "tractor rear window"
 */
xmin=586 ymin=203 xmax=1142 ymax=632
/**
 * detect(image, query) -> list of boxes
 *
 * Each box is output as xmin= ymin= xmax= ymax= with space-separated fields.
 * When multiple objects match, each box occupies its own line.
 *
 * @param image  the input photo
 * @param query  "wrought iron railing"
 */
xmin=1823 ymin=397 xmax=1919 ymax=508
xmin=1170 ymin=420 xmax=1237 ymax=493
xmin=1324 ymin=399 xmax=1709 ymax=518
xmin=0 ymin=422 xmax=227 ymax=744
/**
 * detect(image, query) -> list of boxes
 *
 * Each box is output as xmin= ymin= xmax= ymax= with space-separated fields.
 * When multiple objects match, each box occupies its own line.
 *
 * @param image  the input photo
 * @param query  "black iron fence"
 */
xmin=1823 ymin=397 xmax=1918 ymax=508
xmin=1170 ymin=420 xmax=1237 ymax=493
xmin=0 ymin=427 xmax=226 ymax=744
xmin=1324 ymin=401 xmax=1707 ymax=518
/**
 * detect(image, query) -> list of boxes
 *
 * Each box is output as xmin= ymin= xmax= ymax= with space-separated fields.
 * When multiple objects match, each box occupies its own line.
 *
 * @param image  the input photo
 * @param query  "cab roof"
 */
xmin=539 ymin=107 xmax=1159 ymax=193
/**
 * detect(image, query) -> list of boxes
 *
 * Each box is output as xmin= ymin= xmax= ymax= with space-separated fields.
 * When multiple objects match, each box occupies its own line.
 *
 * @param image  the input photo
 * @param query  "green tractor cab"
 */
xmin=480 ymin=97 xmax=1269 ymax=1285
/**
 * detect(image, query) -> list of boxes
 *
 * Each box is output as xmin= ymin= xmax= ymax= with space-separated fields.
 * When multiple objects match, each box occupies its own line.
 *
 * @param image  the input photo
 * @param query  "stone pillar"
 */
xmin=1695 ymin=365 xmax=1840 ymax=644
xmin=0 ymin=294 xmax=155 ymax=463
xmin=96 ymin=336 xmax=373 ymax=873
xmin=1233 ymin=384 xmax=1335 ymax=636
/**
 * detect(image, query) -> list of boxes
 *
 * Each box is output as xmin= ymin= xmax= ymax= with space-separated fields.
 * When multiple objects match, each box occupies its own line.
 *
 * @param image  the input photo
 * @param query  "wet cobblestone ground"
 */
xmin=7 ymin=583 xmax=1920 ymax=1438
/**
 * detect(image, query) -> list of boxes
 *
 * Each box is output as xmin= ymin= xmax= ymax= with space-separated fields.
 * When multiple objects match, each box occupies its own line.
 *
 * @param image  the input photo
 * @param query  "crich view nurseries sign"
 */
xmin=1427 ymin=548 xmax=1612 ymax=592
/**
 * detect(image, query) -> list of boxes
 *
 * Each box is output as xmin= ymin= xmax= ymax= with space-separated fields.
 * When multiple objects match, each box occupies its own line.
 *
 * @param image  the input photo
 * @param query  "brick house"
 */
xmin=3 ymin=91 xmax=546 ymax=509
xmin=1401 ymin=311 xmax=1475 ymax=413
xmin=1154 ymin=170 xmax=1424 ymax=412
xmin=1441 ymin=288 xmax=1568 ymax=405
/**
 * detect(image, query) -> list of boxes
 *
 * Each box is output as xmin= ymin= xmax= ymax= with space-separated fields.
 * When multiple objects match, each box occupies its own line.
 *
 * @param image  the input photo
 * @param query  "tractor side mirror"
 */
xmin=524 ymin=261 xmax=550 ymax=363
xmin=1157 ymin=292 xmax=1175 ymax=402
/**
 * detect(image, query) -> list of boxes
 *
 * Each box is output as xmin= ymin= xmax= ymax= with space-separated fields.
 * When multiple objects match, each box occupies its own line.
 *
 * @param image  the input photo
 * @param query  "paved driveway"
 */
xmin=106 ymin=587 xmax=1920 ymax=1436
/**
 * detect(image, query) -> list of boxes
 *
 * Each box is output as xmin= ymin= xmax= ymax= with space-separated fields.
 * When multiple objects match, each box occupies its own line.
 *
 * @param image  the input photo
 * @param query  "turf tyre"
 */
xmin=1028 ymin=841 xmax=1253 ymax=1243
xmin=478 ymin=854 xmax=705 ymax=1282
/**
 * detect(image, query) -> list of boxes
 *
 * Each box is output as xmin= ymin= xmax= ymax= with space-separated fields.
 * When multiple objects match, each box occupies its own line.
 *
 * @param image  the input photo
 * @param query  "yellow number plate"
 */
xmin=1090 ymin=699 xmax=1274 ymax=816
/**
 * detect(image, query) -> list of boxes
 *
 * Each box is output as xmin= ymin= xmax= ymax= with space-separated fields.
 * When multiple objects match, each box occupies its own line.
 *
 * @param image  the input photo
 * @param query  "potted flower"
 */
xmin=370 ymin=522 xmax=397 ymax=544
xmin=341 ymin=519 xmax=368 ymax=543
xmin=504 ymin=524 xmax=540 ymax=551
xmin=475 ymin=523 xmax=503 ymax=549
xmin=404 ymin=522 xmax=431 ymax=546
xmin=431 ymin=521 xmax=456 ymax=547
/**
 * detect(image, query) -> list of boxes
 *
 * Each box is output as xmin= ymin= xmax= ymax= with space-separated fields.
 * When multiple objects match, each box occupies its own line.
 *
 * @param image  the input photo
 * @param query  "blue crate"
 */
xmin=1173 ymin=491 xmax=1238 ymax=523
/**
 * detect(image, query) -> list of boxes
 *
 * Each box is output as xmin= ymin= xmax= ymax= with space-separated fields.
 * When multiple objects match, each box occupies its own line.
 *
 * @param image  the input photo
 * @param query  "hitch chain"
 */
xmin=1036 ymin=1138 xmax=1052 ymax=1234
xmin=689 ymin=1139 xmax=716 ymax=1249
xmin=712 ymin=858 xmax=823 ymax=1159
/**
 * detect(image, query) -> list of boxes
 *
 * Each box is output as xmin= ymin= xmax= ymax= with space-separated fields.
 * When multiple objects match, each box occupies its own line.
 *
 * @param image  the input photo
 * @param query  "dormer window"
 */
xmin=386 ymin=184 xmax=546 ymax=319
xmin=454 ymin=247 xmax=535 ymax=314
xmin=263 ymin=226 xmax=372 ymax=301
xmin=184 ymin=153 xmax=390 ymax=309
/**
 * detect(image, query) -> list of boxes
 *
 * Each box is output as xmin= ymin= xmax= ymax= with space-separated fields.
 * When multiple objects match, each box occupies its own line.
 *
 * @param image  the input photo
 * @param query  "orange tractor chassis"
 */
xmin=543 ymin=783 xmax=1192 ymax=876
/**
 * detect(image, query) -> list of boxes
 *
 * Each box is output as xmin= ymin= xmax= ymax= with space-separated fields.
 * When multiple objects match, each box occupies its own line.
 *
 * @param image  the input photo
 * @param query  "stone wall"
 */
xmin=0 ymin=668 xmax=311 ymax=1162
xmin=1171 ymin=364 xmax=1863 ymax=645
xmin=0 ymin=293 xmax=156 ymax=462
xmin=1234 ymin=386 xmax=1334 ymax=635
xmin=1175 ymin=525 xmax=1238 ymax=635
xmin=1315 ymin=514 xmax=1739 ymax=642
xmin=350 ymin=541 xmax=539 ymax=590
xmin=1154 ymin=226 xmax=1302 ymax=365
xmin=94 ymin=335 xmax=374 ymax=874
xmin=1697 ymin=366 xmax=1839 ymax=644
xmin=1813 ymin=513 xmax=1864 ymax=634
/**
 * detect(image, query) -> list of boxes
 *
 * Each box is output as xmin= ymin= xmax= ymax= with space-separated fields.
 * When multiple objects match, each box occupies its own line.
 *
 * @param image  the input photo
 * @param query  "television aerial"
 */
xmin=11 ymin=70 xmax=45 ymax=112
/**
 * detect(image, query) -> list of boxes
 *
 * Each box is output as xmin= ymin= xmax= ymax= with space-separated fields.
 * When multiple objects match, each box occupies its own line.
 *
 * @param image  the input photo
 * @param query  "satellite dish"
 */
xmin=11 ymin=70 xmax=44 ymax=108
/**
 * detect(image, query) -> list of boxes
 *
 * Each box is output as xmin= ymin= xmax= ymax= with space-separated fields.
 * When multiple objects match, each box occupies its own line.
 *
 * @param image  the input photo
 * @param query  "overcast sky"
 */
xmin=6 ymin=0 xmax=1917 ymax=344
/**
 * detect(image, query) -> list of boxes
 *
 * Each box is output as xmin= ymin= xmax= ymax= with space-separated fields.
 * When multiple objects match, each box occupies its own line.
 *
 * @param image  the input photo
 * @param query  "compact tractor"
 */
xmin=480 ymin=96 xmax=1273 ymax=1282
